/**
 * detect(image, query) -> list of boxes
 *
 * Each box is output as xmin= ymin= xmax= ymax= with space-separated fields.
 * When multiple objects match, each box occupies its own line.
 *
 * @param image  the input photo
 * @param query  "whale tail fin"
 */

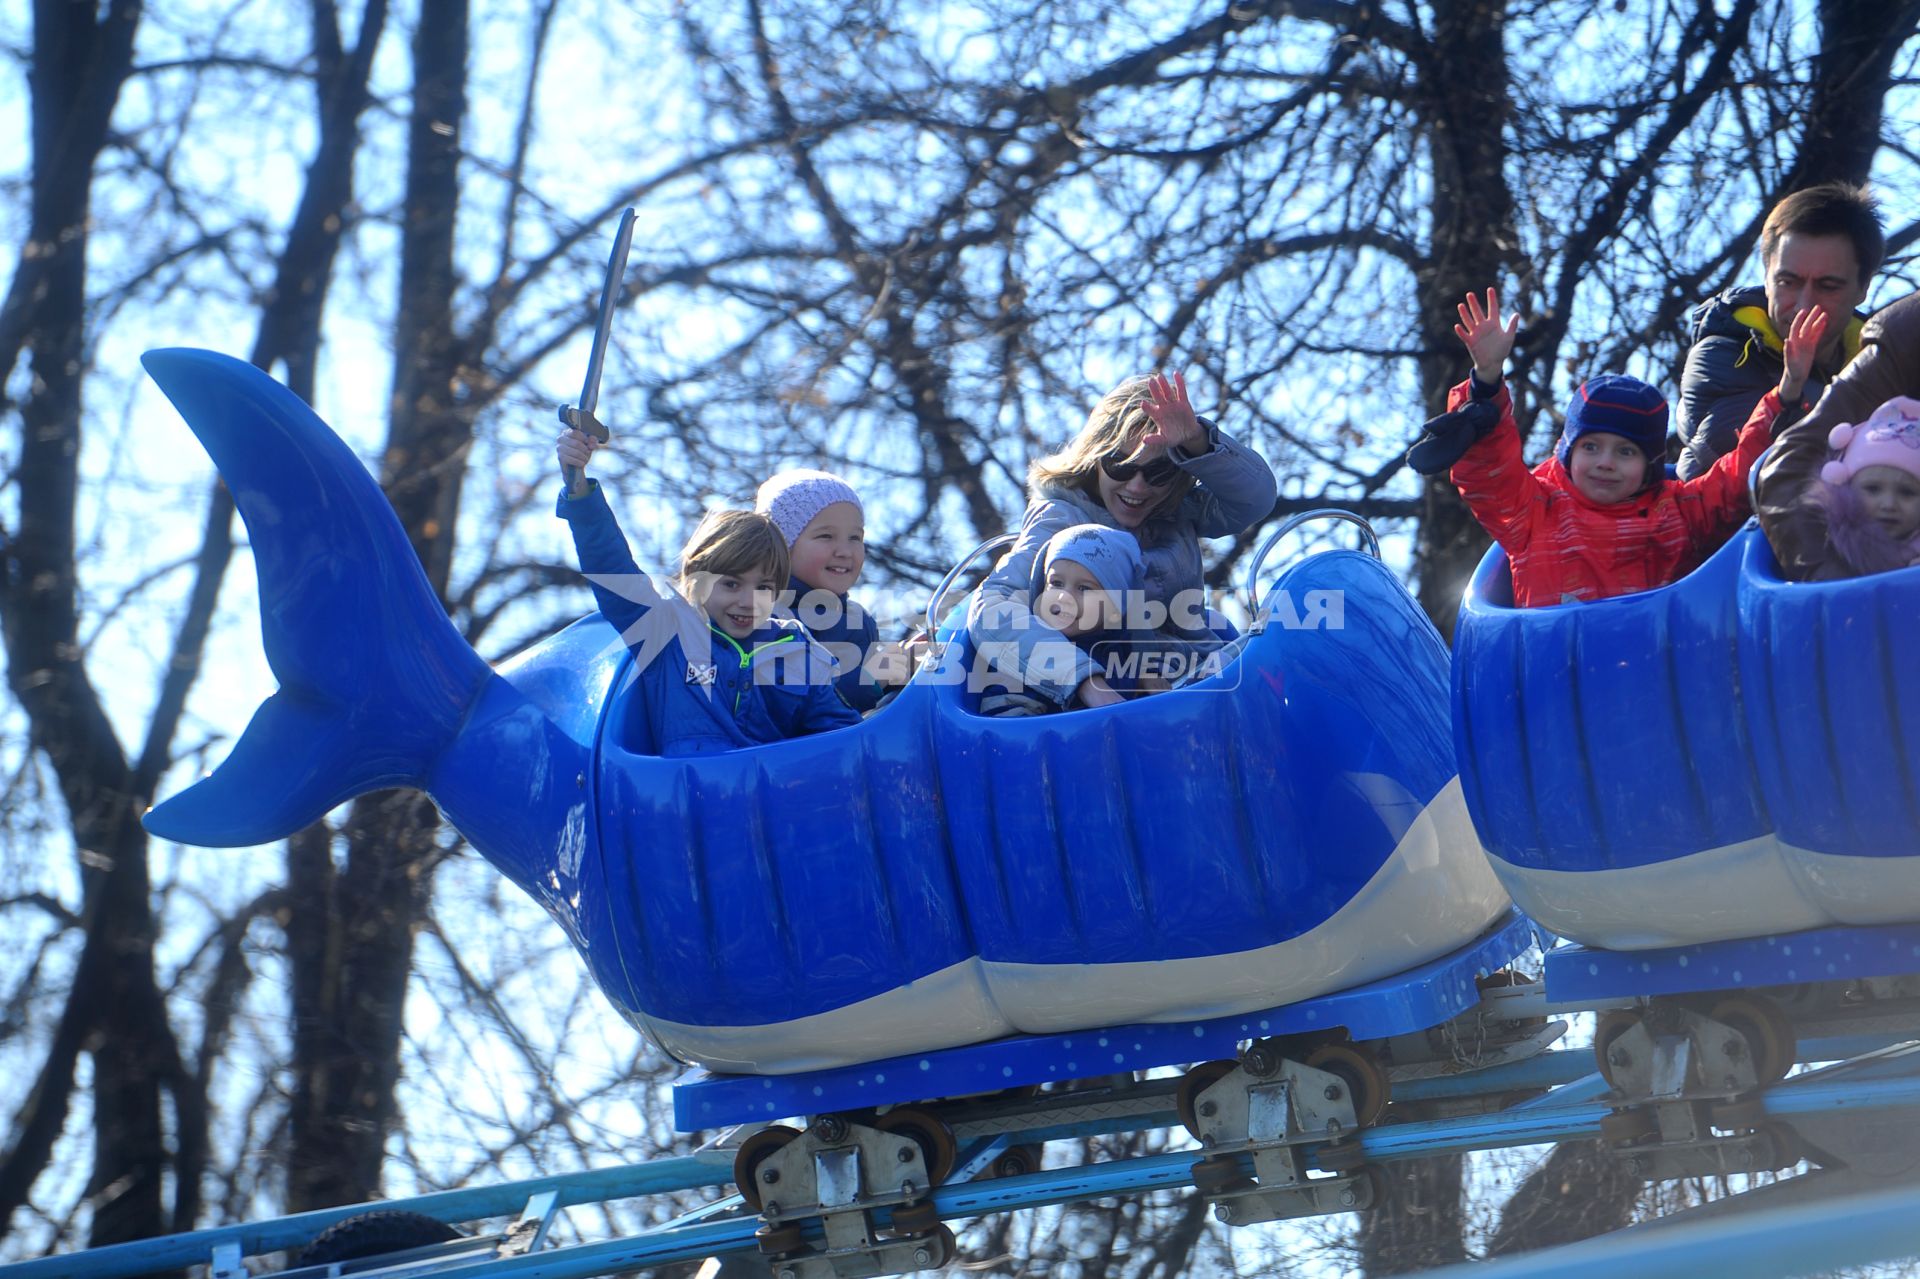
xmin=141 ymin=349 xmax=491 ymax=847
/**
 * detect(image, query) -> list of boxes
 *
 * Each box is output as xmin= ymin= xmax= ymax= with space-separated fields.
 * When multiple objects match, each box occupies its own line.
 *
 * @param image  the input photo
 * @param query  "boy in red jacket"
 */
xmin=1409 ymin=288 xmax=1821 ymax=607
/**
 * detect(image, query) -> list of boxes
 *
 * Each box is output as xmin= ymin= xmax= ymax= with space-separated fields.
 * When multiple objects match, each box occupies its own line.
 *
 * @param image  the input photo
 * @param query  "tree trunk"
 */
xmin=286 ymin=0 xmax=470 ymax=1213
xmin=1486 ymin=1141 xmax=1641 ymax=1257
xmin=1361 ymin=1152 xmax=1470 ymax=1275
xmin=0 ymin=0 xmax=159 ymax=1250
xmin=1359 ymin=0 xmax=1523 ymax=1262
xmin=1409 ymin=0 xmax=1524 ymax=638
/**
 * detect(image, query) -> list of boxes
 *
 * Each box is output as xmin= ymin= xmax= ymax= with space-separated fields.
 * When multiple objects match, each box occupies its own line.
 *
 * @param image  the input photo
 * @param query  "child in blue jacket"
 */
xmin=556 ymin=430 xmax=858 ymax=755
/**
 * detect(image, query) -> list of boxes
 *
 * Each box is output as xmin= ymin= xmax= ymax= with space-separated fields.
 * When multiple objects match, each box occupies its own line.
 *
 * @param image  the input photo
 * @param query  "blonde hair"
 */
xmin=1027 ymin=376 xmax=1197 ymax=521
xmin=676 ymin=509 xmax=789 ymax=593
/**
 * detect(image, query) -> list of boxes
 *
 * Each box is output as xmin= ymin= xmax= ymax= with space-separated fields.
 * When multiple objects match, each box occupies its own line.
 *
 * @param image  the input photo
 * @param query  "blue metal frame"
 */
xmin=1543 ymin=921 xmax=1920 ymax=1003
xmin=1419 ymin=1183 xmax=1920 ymax=1279
xmin=0 ymin=1158 xmax=734 ymax=1279
xmin=21 ymin=1052 xmax=1920 ymax=1279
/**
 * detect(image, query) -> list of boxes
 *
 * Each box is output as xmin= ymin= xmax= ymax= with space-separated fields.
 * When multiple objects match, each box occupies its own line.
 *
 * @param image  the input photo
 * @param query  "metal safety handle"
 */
xmin=1244 ymin=509 xmax=1381 ymax=615
xmin=923 ymin=533 xmax=1016 ymax=636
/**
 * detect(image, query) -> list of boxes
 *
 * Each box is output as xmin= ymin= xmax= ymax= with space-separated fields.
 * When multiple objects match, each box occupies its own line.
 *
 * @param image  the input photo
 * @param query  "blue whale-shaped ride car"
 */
xmin=1453 ymin=529 xmax=1920 ymax=950
xmin=140 ymin=349 xmax=1510 ymax=1074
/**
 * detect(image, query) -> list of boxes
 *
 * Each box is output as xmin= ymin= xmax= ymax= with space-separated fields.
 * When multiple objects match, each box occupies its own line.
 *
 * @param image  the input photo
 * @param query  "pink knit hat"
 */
xmin=1822 ymin=397 xmax=1920 ymax=486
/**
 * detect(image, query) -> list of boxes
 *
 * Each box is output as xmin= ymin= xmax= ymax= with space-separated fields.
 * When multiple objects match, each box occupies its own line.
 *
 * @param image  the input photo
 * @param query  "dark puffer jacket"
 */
xmin=1675 ymin=285 xmax=1864 ymax=480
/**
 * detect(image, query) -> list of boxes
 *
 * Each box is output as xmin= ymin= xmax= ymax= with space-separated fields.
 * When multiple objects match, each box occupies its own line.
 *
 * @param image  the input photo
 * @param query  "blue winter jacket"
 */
xmin=557 ymin=483 xmax=860 ymax=755
xmin=784 ymin=577 xmax=886 ymax=712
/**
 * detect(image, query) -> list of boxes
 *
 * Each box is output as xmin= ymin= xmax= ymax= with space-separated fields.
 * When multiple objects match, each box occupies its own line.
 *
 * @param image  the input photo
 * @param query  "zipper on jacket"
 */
xmin=709 ymin=628 xmax=796 ymax=715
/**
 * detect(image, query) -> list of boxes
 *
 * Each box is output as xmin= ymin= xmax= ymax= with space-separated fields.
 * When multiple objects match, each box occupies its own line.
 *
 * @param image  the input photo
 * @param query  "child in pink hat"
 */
xmin=1801 ymin=397 xmax=1920 ymax=576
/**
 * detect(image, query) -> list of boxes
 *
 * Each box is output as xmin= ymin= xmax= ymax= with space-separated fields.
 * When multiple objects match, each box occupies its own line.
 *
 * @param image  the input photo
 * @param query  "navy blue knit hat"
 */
xmin=1555 ymin=375 xmax=1668 ymax=475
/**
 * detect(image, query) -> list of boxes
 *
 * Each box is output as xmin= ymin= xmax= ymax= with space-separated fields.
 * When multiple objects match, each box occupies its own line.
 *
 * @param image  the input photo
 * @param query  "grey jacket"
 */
xmin=964 ymin=420 xmax=1276 ymax=706
xmin=1757 ymin=291 xmax=1920 ymax=580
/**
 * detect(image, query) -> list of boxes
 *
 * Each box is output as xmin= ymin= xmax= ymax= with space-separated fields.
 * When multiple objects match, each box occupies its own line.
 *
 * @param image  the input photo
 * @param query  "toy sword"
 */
xmin=559 ymin=207 xmax=637 ymax=497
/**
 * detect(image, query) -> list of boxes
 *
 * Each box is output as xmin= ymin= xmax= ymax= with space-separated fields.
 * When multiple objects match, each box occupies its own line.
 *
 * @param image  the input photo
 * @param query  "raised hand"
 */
xmin=556 ymin=426 xmax=599 ymax=474
xmin=1141 ymin=372 xmax=1207 ymax=454
xmin=1778 ymin=306 xmax=1831 ymax=403
xmin=1454 ymin=287 xmax=1519 ymax=386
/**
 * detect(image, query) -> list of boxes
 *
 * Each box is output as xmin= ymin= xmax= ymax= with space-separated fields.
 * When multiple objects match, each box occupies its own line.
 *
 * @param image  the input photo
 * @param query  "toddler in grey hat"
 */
xmin=1037 ymin=524 xmax=1144 ymax=637
xmin=980 ymin=524 xmax=1166 ymax=717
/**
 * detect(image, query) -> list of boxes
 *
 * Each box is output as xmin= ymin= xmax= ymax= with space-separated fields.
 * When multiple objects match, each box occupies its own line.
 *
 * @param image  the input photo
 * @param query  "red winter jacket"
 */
xmin=1448 ymin=379 xmax=1770 ymax=607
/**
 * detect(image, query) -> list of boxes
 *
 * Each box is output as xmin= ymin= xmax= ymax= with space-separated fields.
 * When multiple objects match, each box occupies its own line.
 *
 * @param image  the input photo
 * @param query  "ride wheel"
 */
xmin=1355 ymin=1164 xmax=1387 ymax=1212
xmin=1174 ymin=1059 xmax=1239 ymax=1140
xmin=1190 ymin=1153 xmax=1254 ymax=1195
xmin=889 ymin=1200 xmax=941 ymax=1237
xmin=295 ymin=1211 xmax=462 ymax=1267
xmin=1599 ymin=1107 xmax=1657 ymax=1146
xmin=755 ymin=1222 xmax=807 ymax=1257
xmin=986 ymin=1143 xmax=1045 ymax=1179
xmin=1709 ymin=1097 xmax=1768 ymax=1133
xmin=908 ymin=1224 xmax=958 ymax=1269
xmin=1593 ymin=1009 xmax=1642 ymax=1088
xmin=734 ymin=1125 xmax=803 ymax=1212
xmin=1317 ymin=1139 xmax=1369 ymax=1173
xmin=1762 ymin=1121 xmax=1813 ymax=1170
xmin=874 ymin=1107 xmax=958 ymax=1186
xmin=1304 ymin=1041 xmax=1390 ymax=1128
xmin=1709 ymin=996 xmax=1797 ymax=1085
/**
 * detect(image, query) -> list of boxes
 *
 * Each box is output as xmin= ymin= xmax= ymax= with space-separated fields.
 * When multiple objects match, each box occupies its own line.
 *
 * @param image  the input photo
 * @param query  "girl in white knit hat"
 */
xmin=755 ymin=468 xmax=912 ymax=711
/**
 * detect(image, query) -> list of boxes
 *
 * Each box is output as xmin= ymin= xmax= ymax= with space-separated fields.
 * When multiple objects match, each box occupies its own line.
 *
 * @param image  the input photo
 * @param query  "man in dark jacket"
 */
xmin=1675 ymin=183 xmax=1883 ymax=479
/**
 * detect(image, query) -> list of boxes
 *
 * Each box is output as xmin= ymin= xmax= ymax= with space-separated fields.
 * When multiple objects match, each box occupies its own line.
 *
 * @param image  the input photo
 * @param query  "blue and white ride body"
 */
xmin=1454 ymin=526 xmax=1920 ymax=949
xmin=140 ymin=349 xmax=1508 ymax=1076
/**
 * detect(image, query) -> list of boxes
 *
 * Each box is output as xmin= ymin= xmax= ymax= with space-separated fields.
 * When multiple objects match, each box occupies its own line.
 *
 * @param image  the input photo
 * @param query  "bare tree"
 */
xmin=5 ymin=0 xmax=1920 ymax=1268
xmin=0 ymin=0 xmax=386 ymax=1246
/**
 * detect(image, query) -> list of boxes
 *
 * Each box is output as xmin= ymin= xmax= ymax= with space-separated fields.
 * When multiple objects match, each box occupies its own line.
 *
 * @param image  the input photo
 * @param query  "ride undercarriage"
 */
xmin=16 ymin=916 xmax=1920 ymax=1279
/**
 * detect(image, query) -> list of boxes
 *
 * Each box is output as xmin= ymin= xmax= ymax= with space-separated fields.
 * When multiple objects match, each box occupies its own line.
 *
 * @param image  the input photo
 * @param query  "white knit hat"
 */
xmin=754 ymin=469 xmax=864 ymax=547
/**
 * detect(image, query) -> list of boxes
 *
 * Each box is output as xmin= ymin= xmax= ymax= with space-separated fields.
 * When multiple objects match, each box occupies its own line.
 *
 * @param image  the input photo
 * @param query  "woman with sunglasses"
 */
xmin=965 ymin=372 xmax=1276 ymax=710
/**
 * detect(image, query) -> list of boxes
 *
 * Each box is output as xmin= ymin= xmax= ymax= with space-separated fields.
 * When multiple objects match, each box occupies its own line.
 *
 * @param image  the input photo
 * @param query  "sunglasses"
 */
xmin=1099 ymin=449 xmax=1180 ymax=487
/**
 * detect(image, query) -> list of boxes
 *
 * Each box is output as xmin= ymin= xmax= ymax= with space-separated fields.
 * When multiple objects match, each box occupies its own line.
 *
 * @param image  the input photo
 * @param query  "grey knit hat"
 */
xmin=754 ymin=469 xmax=864 ymax=548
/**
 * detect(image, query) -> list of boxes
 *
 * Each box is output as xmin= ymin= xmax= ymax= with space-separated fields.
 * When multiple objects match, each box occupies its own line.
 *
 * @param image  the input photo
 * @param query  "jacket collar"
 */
xmin=786 ymin=574 xmax=847 ymax=603
xmin=1730 ymin=302 xmax=1867 ymax=365
xmin=707 ymin=619 xmax=798 ymax=660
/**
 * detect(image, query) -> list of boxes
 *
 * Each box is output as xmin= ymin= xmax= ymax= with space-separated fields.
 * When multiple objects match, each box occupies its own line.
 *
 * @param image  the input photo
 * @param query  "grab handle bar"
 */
xmin=923 ymin=533 xmax=1017 ymax=635
xmin=1244 ymin=509 xmax=1381 ymax=615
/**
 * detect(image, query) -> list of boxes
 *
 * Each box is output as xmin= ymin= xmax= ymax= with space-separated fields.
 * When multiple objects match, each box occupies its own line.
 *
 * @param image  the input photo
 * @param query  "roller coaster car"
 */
xmin=1453 ymin=525 xmax=1920 ymax=950
xmin=137 ymin=349 xmax=1509 ymax=1079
